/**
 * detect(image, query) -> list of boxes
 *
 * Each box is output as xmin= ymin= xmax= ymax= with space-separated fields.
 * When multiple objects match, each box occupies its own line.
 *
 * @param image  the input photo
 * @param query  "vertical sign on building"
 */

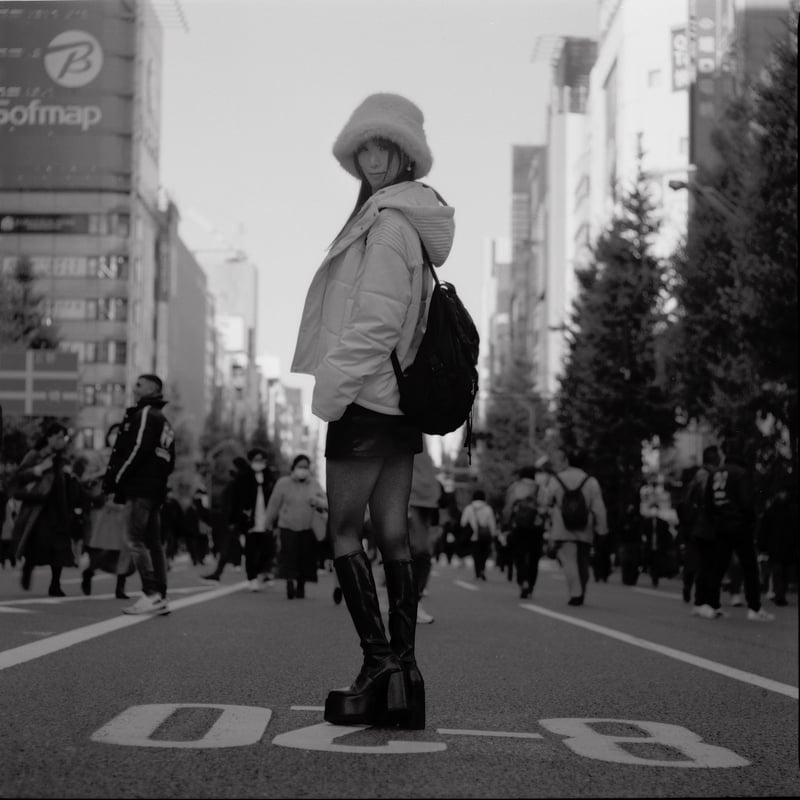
xmin=671 ymin=27 xmax=690 ymax=91
xmin=688 ymin=0 xmax=736 ymax=173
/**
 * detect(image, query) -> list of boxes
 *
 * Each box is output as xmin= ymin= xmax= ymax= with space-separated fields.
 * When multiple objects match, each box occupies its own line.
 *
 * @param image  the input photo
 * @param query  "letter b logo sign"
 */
xmin=44 ymin=30 xmax=104 ymax=88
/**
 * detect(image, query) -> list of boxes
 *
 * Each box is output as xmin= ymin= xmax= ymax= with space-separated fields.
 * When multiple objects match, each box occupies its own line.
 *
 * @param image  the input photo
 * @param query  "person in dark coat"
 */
xmin=757 ymin=477 xmax=797 ymax=607
xmin=12 ymin=423 xmax=82 ymax=596
xmin=228 ymin=448 xmax=277 ymax=591
xmin=705 ymin=443 xmax=774 ymax=621
xmin=639 ymin=502 xmax=675 ymax=588
xmin=102 ymin=374 xmax=176 ymax=616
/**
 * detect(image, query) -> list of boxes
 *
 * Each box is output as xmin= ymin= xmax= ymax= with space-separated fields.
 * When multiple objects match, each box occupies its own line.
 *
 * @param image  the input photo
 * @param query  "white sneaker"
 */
xmin=122 ymin=594 xmax=169 ymax=616
xmin=747 ymin=608 xmax=775 ymax=621
xmin=416 ymin=605 xmax=434 ymax=624
xmin=729 ymin=593 xmax=744 ymax=607
xmin=248 ymin=579 xmax=262 ymax=592
xmin=691 ymin=604 xmax=717 ymax=619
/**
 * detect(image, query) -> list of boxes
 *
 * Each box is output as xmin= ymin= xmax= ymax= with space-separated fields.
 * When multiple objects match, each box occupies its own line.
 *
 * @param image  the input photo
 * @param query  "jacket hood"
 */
xmin=369 ymin=181 xmax=455 ymax=266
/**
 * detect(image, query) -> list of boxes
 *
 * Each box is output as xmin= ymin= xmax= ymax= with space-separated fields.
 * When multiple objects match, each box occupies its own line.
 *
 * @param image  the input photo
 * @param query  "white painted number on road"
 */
xmin=91 ymin=704 xmax=272 ymax=749
xmin=273 ymin=722 xmax=446 ymax=754
xmin=539 ymin=718 xmax=750 ymax=768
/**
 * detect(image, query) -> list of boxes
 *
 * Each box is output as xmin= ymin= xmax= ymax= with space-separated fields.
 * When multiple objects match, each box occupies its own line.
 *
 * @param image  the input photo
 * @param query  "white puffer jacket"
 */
xmin=291 ymin=181 xmax=455 ymax=422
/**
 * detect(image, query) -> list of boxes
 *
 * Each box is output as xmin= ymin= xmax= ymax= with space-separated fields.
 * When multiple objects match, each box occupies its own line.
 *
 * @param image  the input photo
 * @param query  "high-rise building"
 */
xmin=0 ymin=0 xmax=168 ymax=448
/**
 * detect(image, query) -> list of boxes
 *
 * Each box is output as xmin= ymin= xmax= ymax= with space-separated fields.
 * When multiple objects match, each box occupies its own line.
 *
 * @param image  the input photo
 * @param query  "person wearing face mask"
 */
xmin=264 ymin=454 xmax=326 ymax=599
xmin=227 ymin=448 xmax=277 ymax=591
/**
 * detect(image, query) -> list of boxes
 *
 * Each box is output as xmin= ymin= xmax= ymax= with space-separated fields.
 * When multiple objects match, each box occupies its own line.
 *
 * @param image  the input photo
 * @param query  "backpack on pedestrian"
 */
xmin=389 ymin=207 xmax=479 ymax=456
xmin=554 ymin=474 xmax=591 ymax=532
xmin=510 ymin=489 xmax=542 ymax=534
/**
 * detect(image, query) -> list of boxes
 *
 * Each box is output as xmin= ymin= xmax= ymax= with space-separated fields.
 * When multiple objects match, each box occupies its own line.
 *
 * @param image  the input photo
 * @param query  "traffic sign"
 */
xmin=0 ymin=347 xmax=80 ymax=417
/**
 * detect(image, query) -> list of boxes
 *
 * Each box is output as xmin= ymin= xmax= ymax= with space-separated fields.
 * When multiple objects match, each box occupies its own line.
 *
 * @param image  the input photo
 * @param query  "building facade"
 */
xmin=0 ymin=0 xmax=167 ymax=448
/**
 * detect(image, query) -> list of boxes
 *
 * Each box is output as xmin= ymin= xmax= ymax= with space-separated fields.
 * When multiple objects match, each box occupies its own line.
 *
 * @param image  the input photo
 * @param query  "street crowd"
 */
xmin=1 ymin=386 xmax=795 ymax=625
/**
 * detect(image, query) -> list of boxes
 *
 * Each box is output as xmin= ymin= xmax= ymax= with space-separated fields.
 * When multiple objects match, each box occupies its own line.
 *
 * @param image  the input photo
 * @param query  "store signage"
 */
xmin=0 ymin=214 xmax=91 ymax=234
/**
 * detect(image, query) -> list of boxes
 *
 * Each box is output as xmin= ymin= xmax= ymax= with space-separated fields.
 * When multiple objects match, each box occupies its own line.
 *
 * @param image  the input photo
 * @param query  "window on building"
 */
xmin=88 ymin=214 xmax=108 ymax=235
xmin=98 ymin=298 xmax=128 ymax=321
xmin=83 ymin=384 xmax=97 ymax=406
xmin=110 ymin=214 xmax=130 ymax=237
xmin=97 ymin=255 xmax=129 ymax=279
xmin=111 ymin=341 xmax=127 ymax=365
xmin=60 ymin=341 xmax=85 ymax=362
xmin=110 ymin=383 xmax=126 ymax=406
xmin=647 ymin=69 xmax=662 ymax=88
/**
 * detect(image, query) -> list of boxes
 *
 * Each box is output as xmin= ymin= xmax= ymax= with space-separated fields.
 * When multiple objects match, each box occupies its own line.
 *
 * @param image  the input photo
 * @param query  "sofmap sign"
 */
xmin=0 ymin=1 xmax=136 ymax=192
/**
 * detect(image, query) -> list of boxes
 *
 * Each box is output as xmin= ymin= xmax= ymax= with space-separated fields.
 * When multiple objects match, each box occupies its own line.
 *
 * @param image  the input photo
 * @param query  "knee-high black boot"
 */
xmin=385 ymin=560 xmax=425 ymax=729
xmin=324 ymin=550 xmax=407 ymax=726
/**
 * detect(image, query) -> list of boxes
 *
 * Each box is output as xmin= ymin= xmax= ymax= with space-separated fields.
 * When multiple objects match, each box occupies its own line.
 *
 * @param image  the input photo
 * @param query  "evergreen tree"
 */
xmin=0 ymin=257 xmax=59 ymax=349
xmin=477 ymin=356 xmax=552 ymax=507
xmin=667 ymin=12 xmax=797 ymax=474
xmin=557 ymin=156 xmax=677 ymax=527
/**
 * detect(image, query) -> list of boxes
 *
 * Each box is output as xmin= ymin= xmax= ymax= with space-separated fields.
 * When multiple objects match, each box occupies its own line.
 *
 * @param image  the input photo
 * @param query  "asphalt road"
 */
xmin=0 ymin=554 xmax=797 ymax=798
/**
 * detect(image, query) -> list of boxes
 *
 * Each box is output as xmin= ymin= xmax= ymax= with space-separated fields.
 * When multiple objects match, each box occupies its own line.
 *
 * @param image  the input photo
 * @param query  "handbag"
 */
xmin=311 ymin=508 xmax=328 ymax=543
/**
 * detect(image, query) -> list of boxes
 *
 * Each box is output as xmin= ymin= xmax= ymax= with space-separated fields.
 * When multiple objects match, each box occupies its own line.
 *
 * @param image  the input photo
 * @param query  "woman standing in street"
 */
xmin=265 ymin=454 xmax=325 ymax=599
xmin=291 ymin=93 xmax=455 ymax=730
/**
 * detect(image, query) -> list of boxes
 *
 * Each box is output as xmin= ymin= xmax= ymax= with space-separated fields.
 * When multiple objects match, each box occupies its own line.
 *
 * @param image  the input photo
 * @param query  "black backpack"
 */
xmin=554 ymin=473 xmax=591 ymax=532
xmin=390 ymin=240 xmax=479 ymax=455
xmin=510 ymin=489 xmax=542 ymax=533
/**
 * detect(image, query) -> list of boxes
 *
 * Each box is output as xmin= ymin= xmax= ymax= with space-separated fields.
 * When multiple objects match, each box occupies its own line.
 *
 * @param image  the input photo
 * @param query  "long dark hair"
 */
xmin=330 ymin=137 xmax=414 ymax=246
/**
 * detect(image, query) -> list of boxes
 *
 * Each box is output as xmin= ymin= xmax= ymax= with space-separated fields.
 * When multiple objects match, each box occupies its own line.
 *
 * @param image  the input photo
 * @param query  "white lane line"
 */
xmin=438 ymin=729 xmax=543 ymax=739
xmin=632 ymin=587 xmax=683 ymax=600
xmin=520 ymin=603 xmax=799 ymax=700
xmin=454 ymin=580 xmax=479 ymax=591
xmin=0 ymin=586 xmax=211 ymax=606
xmin=0 ymin=582 xmax=248 ymax=672
xmin=291 ymin=705 xmax=325 ymax=711
xmin=0 ymin=607 xmax=33 ymax=614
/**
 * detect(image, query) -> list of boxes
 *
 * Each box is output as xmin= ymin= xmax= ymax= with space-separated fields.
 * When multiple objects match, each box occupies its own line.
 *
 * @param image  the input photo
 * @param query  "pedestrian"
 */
xmin=639 ymin=501 xmax=674 ymax=588
xmin=290 ymin=92 xmax=454 ymax=730
xmin=678 ymin=446 xmax=723 ymax=617
xmin=1 ymin=464 xmax=19 ymax=569
xmin=757 ymin=476 xmax=797 ymax=607
xmin=503 ymin=465 xmax=546 ymax=599
xmin=408 ymin=441 xmax=441 ymax=624
xmin=704 ymin=441 xmax=774 ymax=621
xmin=102 ymin=373 xmax=175 ymax=616
xmin=230 ymin=448 xmax=277 ymax=592
xmin=11 ymin=423 xmax=83 ymax=596
xmin=201 ymin=457 xmax=249 ymax=582
xmin=460 ymin=489 xmax=496 ymax=581
xmin=546 ymin=449 xmax=607 ymax=606
xmin=80 ymin=424 xmax=135 ymax=599
xmin=265 ymin=454 xmax=325 ymax=600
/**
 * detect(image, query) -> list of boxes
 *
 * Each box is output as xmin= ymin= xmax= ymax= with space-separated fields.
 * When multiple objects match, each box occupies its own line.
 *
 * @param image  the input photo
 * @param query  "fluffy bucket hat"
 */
xmin=332 ymin=93 xmax=433 ymax=180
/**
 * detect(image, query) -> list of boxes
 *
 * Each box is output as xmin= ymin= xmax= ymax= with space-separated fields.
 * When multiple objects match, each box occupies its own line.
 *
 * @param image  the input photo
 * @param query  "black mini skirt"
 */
xmin=325 ymin=403 xmax=423 ymax=459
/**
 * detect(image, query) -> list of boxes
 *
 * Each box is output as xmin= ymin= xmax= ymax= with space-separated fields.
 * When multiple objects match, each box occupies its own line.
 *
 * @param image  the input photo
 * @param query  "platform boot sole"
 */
xmin=324 ymin=668 xmax=407 ymax=726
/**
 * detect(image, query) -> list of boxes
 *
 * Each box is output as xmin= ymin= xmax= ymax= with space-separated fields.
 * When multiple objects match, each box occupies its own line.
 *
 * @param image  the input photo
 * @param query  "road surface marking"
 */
xmin=291 ymin=706 xmax=325 ymax=711
xmin=521 ymin=603 xmax=798 ymax=700
xmin=91 ymin=704 xmax=271 ymax=749
xmin=0 ymin=606 xmax=33 ymax=614
xmin=438 ymin=729 xmax=543 ymax=739
xmin=632 ymin=587 xmax=683 ymax=600
xmin=0 ymin=586 xmax=211 ymax=606
xmin=454 ymin=580 xmax=479 ymax=591
xmin=0 ymin=582 xmax=248 ymax=672
xmin=540 ymin=718 xmax=749 ymax=767
xmin=273 ymin=722 xmax=446 ymax=754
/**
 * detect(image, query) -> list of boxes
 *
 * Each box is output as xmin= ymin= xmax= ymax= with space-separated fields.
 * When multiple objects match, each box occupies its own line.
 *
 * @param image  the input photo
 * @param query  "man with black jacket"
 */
xmin=705 ymin=444 xmax=774 ymax=622
xmin=103 ymin=374 xmax=175 ymax=615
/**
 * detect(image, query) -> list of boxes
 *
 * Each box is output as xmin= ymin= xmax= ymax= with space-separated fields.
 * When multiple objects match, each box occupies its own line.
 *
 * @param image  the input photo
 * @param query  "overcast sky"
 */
xmin=159 ymin=0 xmax=598 ymax=401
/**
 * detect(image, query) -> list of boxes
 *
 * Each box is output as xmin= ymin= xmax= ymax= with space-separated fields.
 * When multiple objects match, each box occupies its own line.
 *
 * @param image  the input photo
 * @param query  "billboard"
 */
xmin=0 ymin=0 xmax=136 ymax=192
xmin=0 ymin=347 xmax=80 ymax=417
